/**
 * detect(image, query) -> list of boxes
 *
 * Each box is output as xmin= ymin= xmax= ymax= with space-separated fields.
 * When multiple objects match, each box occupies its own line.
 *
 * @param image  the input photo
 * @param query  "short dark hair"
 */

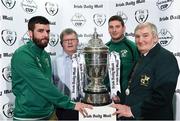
xmin=108 ymin=15 xmax=125 ymax=27
xmin=60 ymin=28 xmax=78 ymax=45
xmin=28 ymin=16 xmax=50 ymax=31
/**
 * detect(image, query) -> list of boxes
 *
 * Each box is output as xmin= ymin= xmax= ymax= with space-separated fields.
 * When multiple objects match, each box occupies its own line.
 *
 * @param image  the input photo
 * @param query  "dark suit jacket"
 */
xmin=125 ymin=43 xmax=179 ymax=120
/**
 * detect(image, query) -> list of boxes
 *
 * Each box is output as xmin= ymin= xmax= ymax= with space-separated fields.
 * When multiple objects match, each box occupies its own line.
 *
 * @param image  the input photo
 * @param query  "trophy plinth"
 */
xmin=82 ymin=28 xmax=111 ymax=106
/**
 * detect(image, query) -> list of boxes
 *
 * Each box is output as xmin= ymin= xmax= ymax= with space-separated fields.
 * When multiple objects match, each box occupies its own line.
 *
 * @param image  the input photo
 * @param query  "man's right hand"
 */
xmin=74 ymin=102 xmax=93 ymax=117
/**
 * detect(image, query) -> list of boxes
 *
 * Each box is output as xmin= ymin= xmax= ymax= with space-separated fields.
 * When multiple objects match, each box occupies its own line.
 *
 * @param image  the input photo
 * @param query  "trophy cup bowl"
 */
xmin=82 ymin=29 xmax=111 ymax=106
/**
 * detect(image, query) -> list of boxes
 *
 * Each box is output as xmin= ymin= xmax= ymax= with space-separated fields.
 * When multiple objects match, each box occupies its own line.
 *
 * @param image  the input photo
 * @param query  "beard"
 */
xmin=32 ymin=36 xmax=49 ymax=49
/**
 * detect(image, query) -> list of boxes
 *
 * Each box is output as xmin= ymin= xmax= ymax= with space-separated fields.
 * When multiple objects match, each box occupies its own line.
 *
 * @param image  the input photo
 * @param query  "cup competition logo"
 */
xmin=21 ymin=31 xmax=30 ymax=44
xmin=21 ymin=0 xmax=37 ymax=14
xmin=117 ymin=11 xmax=128 ymax=23
xmin=156 ymin=0 xmax=173 ymax=11
xmin=71 ymin=13 xmax=86 ymax=27
xmin=158 ymin=29 xmax=173 ymax=46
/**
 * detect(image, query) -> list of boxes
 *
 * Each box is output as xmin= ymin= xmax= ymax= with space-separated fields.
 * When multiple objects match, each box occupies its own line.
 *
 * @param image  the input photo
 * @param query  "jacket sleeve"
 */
xmin=11 ymin=50 xmax=75 ymax=109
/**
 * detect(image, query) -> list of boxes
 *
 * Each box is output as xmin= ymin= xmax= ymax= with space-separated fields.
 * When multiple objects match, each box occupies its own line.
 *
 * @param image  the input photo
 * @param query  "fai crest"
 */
xmin=1 ymin=0 xmax=16 ymax=9
xmin=117 ymin=11 xmax=128 ymax=23
xmin=158 ymin=29 xmax=173 ymax=46
xmin=45 ymin=2 xmax=59 ymax=16
xmin=49 ymin=33 xmax=59 ymax=47
xmin=3 ymin=103 xmax=14 ymax=118
xmin=135 ymin=9 xmax=149 ymax=23
xmin=2 ymin=66 xmax=12 ymax=82
xmin=1 ymin=29 xmax=17 ymax=46
xmin=93 ymin=14 xmax=106 ymax=27
xmin=120 ymin=49 xmax=128 ymax=57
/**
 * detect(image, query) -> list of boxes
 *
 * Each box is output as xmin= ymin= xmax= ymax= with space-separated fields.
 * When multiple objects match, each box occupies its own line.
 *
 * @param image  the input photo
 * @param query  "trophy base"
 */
xmin=79 ymin=103 xmax=116 ymax=121
xmin=82 ymin=91 xmax=112 ymax=106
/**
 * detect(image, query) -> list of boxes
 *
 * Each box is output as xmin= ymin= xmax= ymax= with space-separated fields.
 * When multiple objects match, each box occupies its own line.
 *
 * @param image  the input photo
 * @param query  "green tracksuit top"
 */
xmin=11 ymin=40 xmax=75 ymax=120
xmin=105 ymin=37 xmax=139 ymax=104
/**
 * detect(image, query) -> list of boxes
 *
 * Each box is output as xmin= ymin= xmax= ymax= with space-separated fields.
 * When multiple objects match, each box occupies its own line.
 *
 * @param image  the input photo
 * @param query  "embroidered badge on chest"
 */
xmin=120 ymin=49 xmax=128 ymax=57
xmin=140 ymin=74 xmax=150 ymax=87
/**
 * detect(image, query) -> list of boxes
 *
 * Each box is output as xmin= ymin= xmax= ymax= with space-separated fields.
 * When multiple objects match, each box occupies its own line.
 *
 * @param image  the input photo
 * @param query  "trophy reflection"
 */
xmin=82 ymin=28 xmax=111 ymax=106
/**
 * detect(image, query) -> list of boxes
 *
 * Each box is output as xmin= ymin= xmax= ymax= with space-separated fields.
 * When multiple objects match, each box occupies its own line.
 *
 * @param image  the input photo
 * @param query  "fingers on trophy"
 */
xmin=75 ymin=102 xmax=93 ymax=117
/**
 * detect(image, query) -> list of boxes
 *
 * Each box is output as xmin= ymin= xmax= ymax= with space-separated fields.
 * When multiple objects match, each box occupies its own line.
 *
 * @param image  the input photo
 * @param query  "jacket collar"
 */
xmin=27 ymin=40 xmax=44 ymax=56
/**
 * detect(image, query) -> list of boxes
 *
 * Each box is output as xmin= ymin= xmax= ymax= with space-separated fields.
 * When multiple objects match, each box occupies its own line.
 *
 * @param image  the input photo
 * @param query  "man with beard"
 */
xmin=11 ymin=16 xmax=92 ymax=120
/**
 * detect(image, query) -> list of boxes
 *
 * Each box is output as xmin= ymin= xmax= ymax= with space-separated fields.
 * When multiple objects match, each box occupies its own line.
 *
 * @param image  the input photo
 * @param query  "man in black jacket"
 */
xmin=111 ymin=22 xmax=179 ymax=120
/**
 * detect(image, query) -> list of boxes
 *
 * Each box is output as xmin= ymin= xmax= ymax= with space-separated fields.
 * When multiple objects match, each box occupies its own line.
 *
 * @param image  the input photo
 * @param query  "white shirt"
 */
xmin=52 ymin=51 xmax=72 ymax=96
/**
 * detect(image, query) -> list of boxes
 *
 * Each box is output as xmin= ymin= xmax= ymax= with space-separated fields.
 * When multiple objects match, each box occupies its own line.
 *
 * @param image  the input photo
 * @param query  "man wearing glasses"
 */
xmin=52 ymin=28 xmax=79 ymax=120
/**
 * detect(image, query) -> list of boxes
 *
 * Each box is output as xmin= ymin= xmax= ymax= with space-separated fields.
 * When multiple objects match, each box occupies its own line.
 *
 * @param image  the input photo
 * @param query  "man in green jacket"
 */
xmin=11 ymin=16 xmax=92 ymax=120
xmin=105 ymin=15 xmax=139 ymax=104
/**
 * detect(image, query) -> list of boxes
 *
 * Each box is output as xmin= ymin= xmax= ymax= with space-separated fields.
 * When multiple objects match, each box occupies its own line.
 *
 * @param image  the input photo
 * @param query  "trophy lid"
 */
xmin=84 ymin=28 xmax=108 ymax=52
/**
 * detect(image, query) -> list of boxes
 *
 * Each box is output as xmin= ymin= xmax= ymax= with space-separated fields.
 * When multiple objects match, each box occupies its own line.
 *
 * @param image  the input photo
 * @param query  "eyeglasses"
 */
xmin=63 ymin=38 xmax=77 ymax=43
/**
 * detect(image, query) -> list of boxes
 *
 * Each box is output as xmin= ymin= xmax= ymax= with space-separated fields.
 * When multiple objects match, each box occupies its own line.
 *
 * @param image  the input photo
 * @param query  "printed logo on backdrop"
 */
xmin=21 ymin=31 xmax=30 ymax=44
xmin=156 ymin=0 xmax=173 ymax=11
xmin=45 ymin=2 xmax=59 ymax=16
xmin=2 ymin=66 xmax=12 ymax=82
xmin=1 ymin=29 xmax=17 ymax=46
xmin=93 ymin=14 xmax=106 ymax=27
xmin=117 ymin=11 xmax=128 ymax=23
xmin=176 ymin=89 xmax=180 ymax=94
xmin=158 ymin=29 xmax=173 ymax=46
xmin=49 ymin=33 xmax=59 ymax=47
xmin=71 ymin=13 xmax=86 ymax=27
xmin=174 ymin=52 xmax=180 ymax=58
xmin=1 ymin=0 xmax=16 ymax=9
xmin=135 ymin=9 xmax=149 ymax=23
xmin=2 ymin=103 xmax=14 ymax=118
xmin=21 ymin=0 xmax=37 ymax=14
xmin=2 ymin=15 xmax=13 ymax=21
xmin=21 ymin=31 xmax=59 ymax=46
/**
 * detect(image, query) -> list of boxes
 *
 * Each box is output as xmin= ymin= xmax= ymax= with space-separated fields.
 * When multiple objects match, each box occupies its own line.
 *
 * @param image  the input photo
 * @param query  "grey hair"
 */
xmin=60 ymin=28 xmax=78 ymax=45
xmin=134 ymin=22 xmax=158 ymax=37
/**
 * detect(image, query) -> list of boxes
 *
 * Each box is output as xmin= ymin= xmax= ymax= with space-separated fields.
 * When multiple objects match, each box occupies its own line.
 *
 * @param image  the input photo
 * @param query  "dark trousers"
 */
xmin=56 ymin=108 xmax=78 ymax=120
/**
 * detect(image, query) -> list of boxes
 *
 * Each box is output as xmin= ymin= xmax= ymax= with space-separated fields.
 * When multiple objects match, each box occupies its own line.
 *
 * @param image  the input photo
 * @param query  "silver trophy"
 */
xmin=82 ymin=28 xmax=111 ymax=106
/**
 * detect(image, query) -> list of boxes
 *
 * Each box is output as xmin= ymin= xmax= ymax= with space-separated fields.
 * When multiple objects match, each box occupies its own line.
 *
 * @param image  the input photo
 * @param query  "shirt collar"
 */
xmin=111 ymin=35 xmax=125 ymax=43
xmin=142 ymin=43 xmax=158 ymax=57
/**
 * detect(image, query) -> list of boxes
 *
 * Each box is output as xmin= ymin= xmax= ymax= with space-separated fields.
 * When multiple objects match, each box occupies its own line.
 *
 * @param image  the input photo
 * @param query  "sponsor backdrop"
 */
xmin=0 ymin=0 xmax=180 ymax=120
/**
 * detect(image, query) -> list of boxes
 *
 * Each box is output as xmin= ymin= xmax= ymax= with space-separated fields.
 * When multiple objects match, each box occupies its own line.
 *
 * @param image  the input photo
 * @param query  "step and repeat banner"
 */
xmin=0 ymin=0 xmax=180 ymax=120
